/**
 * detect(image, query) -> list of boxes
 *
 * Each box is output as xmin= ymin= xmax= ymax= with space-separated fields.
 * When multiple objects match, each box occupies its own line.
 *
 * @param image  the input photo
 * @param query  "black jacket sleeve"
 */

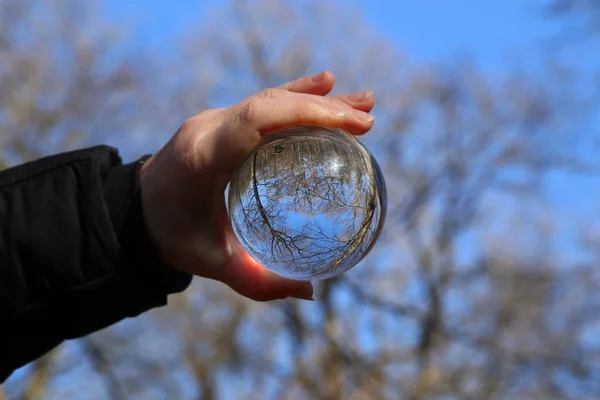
xmin=0 ymin=145 xmax=193 ymax=382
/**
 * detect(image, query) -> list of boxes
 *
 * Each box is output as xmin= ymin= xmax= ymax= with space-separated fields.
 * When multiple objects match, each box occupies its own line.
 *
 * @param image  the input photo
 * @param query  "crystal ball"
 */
xmin=227 ymin=125 xmax=387 ymax=281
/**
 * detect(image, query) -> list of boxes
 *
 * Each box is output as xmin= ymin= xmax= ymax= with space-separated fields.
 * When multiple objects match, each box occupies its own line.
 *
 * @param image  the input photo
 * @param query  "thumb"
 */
xmin=223 ymin=232 xmax=314 ymax=302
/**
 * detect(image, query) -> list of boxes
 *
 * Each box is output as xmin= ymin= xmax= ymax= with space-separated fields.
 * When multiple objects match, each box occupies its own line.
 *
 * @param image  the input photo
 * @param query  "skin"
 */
xmin=140 ymin=70 xmax=376 ymax=302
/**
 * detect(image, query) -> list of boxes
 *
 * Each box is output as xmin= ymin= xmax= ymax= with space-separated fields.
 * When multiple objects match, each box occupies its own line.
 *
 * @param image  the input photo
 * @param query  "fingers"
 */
xmin=209 ymin=92 xmax=374 ymax=172
xmin=232 ymin=71 xmax=373 ymax=119
xmin=331 ymin=90 xmax=375 ymax=113
xmin=275 ymin=71 xmax=375 ymax=112
xmin=224 ymin=237 xmax=314 ymax=302
xmin=201 ymin=71 xmax=376 ymax=175
xmin=230 ymin=89 xmax=375 ymax=134
xmin=277 ymin=70 xmax=335 ymax=96
xmin=237 ymin=93 xmax=375 ymax=135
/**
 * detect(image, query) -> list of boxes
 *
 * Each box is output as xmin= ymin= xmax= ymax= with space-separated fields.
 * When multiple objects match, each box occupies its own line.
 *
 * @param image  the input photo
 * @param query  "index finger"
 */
xmin=277 ymin=70 xmax=335 ymax=96
xmin=208 ymin=92 xmax=374 ymax=174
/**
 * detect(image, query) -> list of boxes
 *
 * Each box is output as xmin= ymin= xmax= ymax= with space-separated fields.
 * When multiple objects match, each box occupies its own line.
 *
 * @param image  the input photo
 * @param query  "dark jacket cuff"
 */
xmin=103 ymin=155 xmax=193 ymax=295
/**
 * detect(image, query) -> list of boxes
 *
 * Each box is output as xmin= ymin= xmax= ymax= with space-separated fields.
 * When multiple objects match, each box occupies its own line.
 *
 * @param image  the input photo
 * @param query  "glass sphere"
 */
xmin=227 ymin=125 xmax=387 ymax=281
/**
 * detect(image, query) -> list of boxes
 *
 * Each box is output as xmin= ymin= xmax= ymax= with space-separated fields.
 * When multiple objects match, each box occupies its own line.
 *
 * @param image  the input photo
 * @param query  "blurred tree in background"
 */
xmin=2 ymin=0 xmax=600 ymax=399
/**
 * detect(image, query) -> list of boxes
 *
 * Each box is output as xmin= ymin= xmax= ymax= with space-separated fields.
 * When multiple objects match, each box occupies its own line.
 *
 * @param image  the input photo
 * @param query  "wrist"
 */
xmin=115 ymin=155 xmax=193 ymax=294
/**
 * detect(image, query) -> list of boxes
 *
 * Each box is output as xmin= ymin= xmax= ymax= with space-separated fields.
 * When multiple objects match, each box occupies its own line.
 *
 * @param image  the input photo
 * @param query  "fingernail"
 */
xmin=348 ymin=90 xmax=373 ymax=102
xmin=311 ymin=71 xmax=326 ymax=82
xmin=354 ymin=110 xmax=375 ymax=123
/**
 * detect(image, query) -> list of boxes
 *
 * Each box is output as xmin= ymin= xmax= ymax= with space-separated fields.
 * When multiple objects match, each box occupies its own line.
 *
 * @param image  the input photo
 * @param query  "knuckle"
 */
xmin=286 ymin=79 xmax=299 ymax=91
xmin=178 ymin=117 xmax=197 ymax=133
xmin=238 ymin=101 xmax=258 ymax=124
xmin=259 ymin=87 xmax=285 ymax=99
xmin=328 ymin=97 xmax=346 ymax=108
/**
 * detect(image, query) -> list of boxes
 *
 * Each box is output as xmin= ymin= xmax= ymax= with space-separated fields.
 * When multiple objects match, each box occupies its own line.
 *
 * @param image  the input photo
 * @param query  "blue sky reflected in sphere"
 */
xmin=228 ymin=126 xmax=387 ymax=280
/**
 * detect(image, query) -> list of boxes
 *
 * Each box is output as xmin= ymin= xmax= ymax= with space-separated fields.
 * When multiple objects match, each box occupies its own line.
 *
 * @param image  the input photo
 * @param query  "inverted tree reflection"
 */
xmin=230 ymin=131 xmax=383 ymax=279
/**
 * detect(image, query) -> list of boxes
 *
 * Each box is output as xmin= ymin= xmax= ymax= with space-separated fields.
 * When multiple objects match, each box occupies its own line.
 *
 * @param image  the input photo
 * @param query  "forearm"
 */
xmin=0 ymin=146 xmax=192 ymax=382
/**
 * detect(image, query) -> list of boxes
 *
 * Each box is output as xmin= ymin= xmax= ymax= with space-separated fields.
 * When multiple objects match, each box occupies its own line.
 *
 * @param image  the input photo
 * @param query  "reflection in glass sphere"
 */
xmin=228 ymin=126 xmax=387 ymax=281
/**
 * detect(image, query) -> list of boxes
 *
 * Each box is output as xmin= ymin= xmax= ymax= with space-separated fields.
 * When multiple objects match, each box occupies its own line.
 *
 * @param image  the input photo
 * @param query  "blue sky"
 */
xmin=363 ymin=1 xmax=555 ymax=67
xmin=101 ymin=0 xmax=558 ymax=70
xmin=99 ymin=0 xmax=598 ymax=254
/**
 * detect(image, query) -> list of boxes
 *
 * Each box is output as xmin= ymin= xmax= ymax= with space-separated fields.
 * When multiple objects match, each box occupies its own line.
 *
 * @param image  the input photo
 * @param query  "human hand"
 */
xmin=140 ymin=70 xmax=376 ymax=301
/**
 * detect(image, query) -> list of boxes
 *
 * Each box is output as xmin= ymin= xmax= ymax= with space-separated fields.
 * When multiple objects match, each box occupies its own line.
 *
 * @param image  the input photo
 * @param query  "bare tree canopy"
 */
xmin=2 ymin=0 xmax=599 ymax=399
